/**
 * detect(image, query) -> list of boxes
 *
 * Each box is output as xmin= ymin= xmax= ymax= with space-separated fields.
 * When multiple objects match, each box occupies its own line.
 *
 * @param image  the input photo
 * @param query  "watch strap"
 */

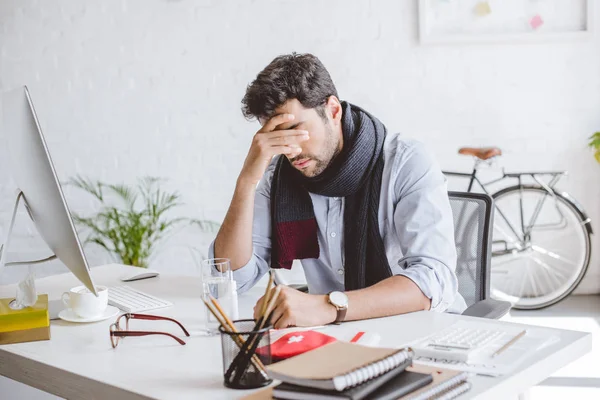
xmin=328 ymin=292 xmax=348 ymax=324
xmin=334 ymin=306 xmax=347 ymax=324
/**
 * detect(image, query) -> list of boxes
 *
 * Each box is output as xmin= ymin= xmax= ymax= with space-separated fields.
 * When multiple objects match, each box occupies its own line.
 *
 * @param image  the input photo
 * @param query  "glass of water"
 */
xmin=201 ymin=258 xmax=239 ymax=336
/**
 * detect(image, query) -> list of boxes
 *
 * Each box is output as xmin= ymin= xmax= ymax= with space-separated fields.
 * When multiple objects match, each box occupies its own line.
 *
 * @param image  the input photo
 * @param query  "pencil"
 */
xmin=230 ymin=286 xmax=282 ymax=384
xmin=492 ymin=329 xmax=527 ymax=358
xmin=259 ymin=270 xmax=274 ymax=319
xmin=258 ymin=286 xmax=281 ymax=330
xmin=210 ymin=295 xmax=238 ymax=333
xmin=202 ymin=298 xmax=267 ymax=373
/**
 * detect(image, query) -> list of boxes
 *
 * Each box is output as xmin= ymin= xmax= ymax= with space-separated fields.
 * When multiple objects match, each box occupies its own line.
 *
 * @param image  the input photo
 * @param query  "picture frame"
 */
xmin=418 ymin=0 xmax=594 ymax=44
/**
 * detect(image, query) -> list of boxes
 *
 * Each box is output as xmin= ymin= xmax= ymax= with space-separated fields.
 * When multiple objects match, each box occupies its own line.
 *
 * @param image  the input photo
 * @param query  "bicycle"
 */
xmin=444 ymin=147 xmax=593 ymax=310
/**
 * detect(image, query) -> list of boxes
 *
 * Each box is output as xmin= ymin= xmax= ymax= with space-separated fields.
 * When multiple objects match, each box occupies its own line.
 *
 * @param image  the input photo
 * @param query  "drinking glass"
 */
xmin=200 ymin=258 xmax=238 ymax=336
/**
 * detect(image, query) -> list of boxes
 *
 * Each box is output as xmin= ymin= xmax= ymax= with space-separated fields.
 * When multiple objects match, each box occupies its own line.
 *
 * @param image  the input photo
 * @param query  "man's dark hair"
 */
xmin=241 ymin=53 xmax=339 ymax=121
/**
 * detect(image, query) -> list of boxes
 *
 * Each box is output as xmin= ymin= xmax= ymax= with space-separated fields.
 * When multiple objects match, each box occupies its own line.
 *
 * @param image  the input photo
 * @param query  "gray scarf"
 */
xmin=270 ymin=101 xmax=392 ymax=290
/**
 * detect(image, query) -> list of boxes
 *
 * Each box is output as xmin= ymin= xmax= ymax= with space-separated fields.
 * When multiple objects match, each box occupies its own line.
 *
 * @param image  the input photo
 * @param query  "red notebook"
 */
xmin=259 ymin=330 xmax=337 ymax=362
xmin=259 ymin=329 xmax=381 ymax=362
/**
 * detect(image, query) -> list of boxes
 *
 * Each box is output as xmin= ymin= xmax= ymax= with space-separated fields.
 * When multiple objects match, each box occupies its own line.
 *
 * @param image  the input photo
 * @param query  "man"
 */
xmin=210 ymin=53 xmax=466 ymax=329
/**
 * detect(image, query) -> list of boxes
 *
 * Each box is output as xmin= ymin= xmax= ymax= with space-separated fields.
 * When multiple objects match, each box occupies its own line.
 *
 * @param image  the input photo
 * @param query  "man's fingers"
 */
xmin=273 ymin=309 xmax=294 ymax=329
xmin=270 ymin=145 xmax=302 ymax=156
xmin=253 ymin=130 xmax=308 ymax=155
xmin=262 ymin=113 xmax=295 ymax=132
xmin=274 ymin=315 xmax=292 ymax=329
xmin=268 ymin=303 xmax=286 ymax=326
xmin=256 ymin=287 xmax=283 ymax=320
xmin=267 ymin=133 xmax=310 ymax=147
xmin=253 ymin=296 xmax=265 ymax=320
xmin=263 ymin=129 xmax=309 ymax=139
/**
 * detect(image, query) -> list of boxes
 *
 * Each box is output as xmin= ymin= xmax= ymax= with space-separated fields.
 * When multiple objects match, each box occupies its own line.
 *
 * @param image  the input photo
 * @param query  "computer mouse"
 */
xmin=120 ymin=269 xmax=160 ymax=282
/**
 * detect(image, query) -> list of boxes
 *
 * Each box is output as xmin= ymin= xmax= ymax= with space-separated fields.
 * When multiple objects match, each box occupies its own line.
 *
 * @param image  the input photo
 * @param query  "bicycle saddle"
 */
xmin=458 ymin=147 xmax=502 ymax=160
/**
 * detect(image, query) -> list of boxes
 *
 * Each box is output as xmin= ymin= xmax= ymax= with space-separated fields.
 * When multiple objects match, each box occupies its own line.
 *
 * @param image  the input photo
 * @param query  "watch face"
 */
xmin=330 ymin=291 xmax=349 ymax=308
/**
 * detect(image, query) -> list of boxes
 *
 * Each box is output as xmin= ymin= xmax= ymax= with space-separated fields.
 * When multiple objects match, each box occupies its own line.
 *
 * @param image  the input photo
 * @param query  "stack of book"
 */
xmin=0 ymin=294 xmax=50 ymax=345
xmin=249 ymin=341 xmax=470 ymax=400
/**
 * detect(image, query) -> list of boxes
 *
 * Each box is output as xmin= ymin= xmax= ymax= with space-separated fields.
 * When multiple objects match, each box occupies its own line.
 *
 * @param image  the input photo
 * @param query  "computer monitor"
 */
xmin=0 ymin=86 xmax=97 ymax=296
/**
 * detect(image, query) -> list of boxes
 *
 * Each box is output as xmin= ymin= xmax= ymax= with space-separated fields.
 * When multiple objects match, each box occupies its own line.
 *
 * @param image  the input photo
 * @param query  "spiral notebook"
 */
xmin=401 ymin=365 xmax=470 ymax=400
xmin=271 ymin=358 xmax=416 ymax=400
xmin=273 ymin=368 xmax=433 ymax=400
xmin=266 ymin=342 xmax=413 ymax=391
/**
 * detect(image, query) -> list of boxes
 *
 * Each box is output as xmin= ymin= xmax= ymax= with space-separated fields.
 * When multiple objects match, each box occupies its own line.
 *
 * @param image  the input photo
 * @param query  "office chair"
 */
xmin=272 ymin=191 xmax=511 ymax=319
xmin=449 ymin=191 xmax=511 ymax=319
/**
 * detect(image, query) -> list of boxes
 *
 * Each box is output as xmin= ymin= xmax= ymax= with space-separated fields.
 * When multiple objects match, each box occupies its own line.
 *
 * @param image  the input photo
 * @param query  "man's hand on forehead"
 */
xmin=261 ymin=113 xmax=295 ymax=129
xmin=238 ymin=113 xmax=309 ymax=186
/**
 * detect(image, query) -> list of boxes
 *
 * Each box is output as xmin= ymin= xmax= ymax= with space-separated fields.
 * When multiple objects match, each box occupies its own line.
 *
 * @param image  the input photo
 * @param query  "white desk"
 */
xmin=0 ymin=265 xmax=591 ymax=400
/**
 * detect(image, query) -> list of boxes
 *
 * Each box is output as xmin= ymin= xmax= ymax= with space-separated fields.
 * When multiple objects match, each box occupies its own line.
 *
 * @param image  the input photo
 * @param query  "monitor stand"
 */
xmin=0 ymin=190 xmax=57 ymax=310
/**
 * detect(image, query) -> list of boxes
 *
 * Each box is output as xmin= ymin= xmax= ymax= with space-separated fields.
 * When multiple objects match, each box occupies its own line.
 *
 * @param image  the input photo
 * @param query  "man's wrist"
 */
xmin=321 ymin=295 xmax=338 ymax=324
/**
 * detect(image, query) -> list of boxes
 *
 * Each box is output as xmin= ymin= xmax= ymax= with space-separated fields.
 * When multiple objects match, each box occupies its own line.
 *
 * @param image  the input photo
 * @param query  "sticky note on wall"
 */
xmin=474 ymin=1 xmax=491 ymax=17
xmin=530 ymin=14 xmax=544 ymax=30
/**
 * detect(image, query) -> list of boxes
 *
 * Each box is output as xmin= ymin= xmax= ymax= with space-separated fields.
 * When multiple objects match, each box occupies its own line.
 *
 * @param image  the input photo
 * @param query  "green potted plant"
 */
xmin=588 ymin=132 xmax=600 ymax=163
xmin=68 ymin=176 xmax=219 ymax=268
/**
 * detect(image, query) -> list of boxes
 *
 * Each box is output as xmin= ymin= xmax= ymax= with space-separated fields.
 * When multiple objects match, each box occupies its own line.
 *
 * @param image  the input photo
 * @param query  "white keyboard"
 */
xmin=412 ymin=321 xmax=509 ymax=362
xmin=108 ymin=285 xmax=173 ymax=313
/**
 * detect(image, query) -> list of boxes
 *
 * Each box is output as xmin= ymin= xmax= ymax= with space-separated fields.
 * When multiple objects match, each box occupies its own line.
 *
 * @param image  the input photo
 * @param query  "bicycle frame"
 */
xmin=444 ymin=161 xmax=567 ymax=255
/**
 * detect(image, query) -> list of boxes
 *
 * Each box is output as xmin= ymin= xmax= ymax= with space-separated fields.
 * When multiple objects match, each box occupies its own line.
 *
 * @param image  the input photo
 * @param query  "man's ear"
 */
xmin=326 ymin=96 xmax=342 ymax=125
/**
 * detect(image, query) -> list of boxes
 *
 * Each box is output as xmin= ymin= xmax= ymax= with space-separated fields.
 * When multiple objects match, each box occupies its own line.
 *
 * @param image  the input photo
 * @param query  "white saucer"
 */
xmin=58 ymin=306 xmax=120 ymax=323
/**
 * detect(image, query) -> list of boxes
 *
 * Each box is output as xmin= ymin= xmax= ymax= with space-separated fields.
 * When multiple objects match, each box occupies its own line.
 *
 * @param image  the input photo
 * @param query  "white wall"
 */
xmin=1 ymin=0 xmax=599 ymax=293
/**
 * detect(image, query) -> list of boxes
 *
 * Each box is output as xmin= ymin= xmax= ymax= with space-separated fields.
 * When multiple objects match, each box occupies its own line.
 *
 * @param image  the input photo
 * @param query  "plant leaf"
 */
xmin=106 ymin=184 xmax=138 ymax=209
xmin=70 ymin=175 xmax=206 ymax=269
xmin=588 ymin=137 xmax=600 ymax=149
xmin=67 ymin=176 xmax=104 ymax=202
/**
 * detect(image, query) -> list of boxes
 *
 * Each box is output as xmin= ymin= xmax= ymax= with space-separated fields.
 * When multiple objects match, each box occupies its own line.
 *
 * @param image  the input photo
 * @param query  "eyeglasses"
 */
xmin=109 ymin=313 xmax=190 ymax=348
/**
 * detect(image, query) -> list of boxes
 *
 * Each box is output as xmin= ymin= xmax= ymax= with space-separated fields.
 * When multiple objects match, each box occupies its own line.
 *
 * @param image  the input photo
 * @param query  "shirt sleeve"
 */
xmin=208 ymin=163 xmax=275 ymax=293
xmin=390 ymin=141 xmax=459 ymax=312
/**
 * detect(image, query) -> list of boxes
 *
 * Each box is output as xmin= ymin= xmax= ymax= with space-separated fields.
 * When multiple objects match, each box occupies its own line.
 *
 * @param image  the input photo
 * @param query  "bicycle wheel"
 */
xmin=490 ymin=185 xmax=592 ymax=309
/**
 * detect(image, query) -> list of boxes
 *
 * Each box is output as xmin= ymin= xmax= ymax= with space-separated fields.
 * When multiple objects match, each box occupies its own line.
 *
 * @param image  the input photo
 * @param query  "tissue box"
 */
xmin=0 ymin=294 xmax=50 ymax=345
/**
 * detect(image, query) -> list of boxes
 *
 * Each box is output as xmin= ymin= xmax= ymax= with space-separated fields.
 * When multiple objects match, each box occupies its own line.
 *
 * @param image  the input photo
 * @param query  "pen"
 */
xmin=492 ymin=329 xmax=527 ymax=358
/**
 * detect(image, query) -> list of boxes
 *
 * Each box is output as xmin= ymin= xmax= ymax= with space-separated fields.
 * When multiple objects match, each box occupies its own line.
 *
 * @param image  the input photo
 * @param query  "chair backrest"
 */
xmin=448 ymin=191 xmax=494 ymax=308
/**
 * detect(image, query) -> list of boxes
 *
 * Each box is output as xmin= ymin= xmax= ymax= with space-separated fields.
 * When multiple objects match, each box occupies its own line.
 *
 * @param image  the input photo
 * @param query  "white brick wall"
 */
xmin=1 ymin=0 xmax=599 ymax=293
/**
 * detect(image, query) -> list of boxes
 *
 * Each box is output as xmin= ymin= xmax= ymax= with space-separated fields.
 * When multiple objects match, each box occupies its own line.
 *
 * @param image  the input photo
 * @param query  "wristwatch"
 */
xmin=327 ymin=291 xmax=349 ymax=324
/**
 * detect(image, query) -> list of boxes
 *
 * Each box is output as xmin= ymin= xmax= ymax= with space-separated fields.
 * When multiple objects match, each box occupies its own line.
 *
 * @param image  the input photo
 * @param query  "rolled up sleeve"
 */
xmin=391 ymin=142 xmax=460 ymax=312
xmin=207 ymin=164 xmax=275 ymax=293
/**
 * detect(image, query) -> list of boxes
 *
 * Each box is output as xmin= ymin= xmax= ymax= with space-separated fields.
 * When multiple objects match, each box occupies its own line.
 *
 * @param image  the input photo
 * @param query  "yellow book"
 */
xmin=0 ymin=294 xmax=49 ymax=333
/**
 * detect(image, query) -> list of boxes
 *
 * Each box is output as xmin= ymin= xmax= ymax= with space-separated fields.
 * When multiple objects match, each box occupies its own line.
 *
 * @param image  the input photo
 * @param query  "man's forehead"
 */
xmin=259 ymin=112 xmax=298 ymax=127
xmin=260 ymin=101 xmax=308 ymax=126
xmin=274 ymin=99 xmax=303 ymax=115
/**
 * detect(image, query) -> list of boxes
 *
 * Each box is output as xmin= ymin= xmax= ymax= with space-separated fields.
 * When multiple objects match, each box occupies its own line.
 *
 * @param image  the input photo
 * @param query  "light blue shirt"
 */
xmin=210 ymin=134 xmax=467 ymax=313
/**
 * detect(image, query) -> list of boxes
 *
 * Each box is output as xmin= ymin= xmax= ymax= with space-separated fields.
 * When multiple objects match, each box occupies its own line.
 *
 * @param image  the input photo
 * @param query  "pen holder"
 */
xmin=219 ymin=319 xmax=273 ymax=389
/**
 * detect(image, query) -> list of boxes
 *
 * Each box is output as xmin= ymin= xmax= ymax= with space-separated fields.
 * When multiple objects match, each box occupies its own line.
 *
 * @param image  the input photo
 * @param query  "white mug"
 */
xmin=62 ymin=285 xmax=108 ymax=318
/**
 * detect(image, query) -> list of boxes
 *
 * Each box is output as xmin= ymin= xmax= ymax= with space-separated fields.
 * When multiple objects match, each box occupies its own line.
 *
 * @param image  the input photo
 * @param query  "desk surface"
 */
xmin=0 ymin=265 xmax=592 ymax=400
